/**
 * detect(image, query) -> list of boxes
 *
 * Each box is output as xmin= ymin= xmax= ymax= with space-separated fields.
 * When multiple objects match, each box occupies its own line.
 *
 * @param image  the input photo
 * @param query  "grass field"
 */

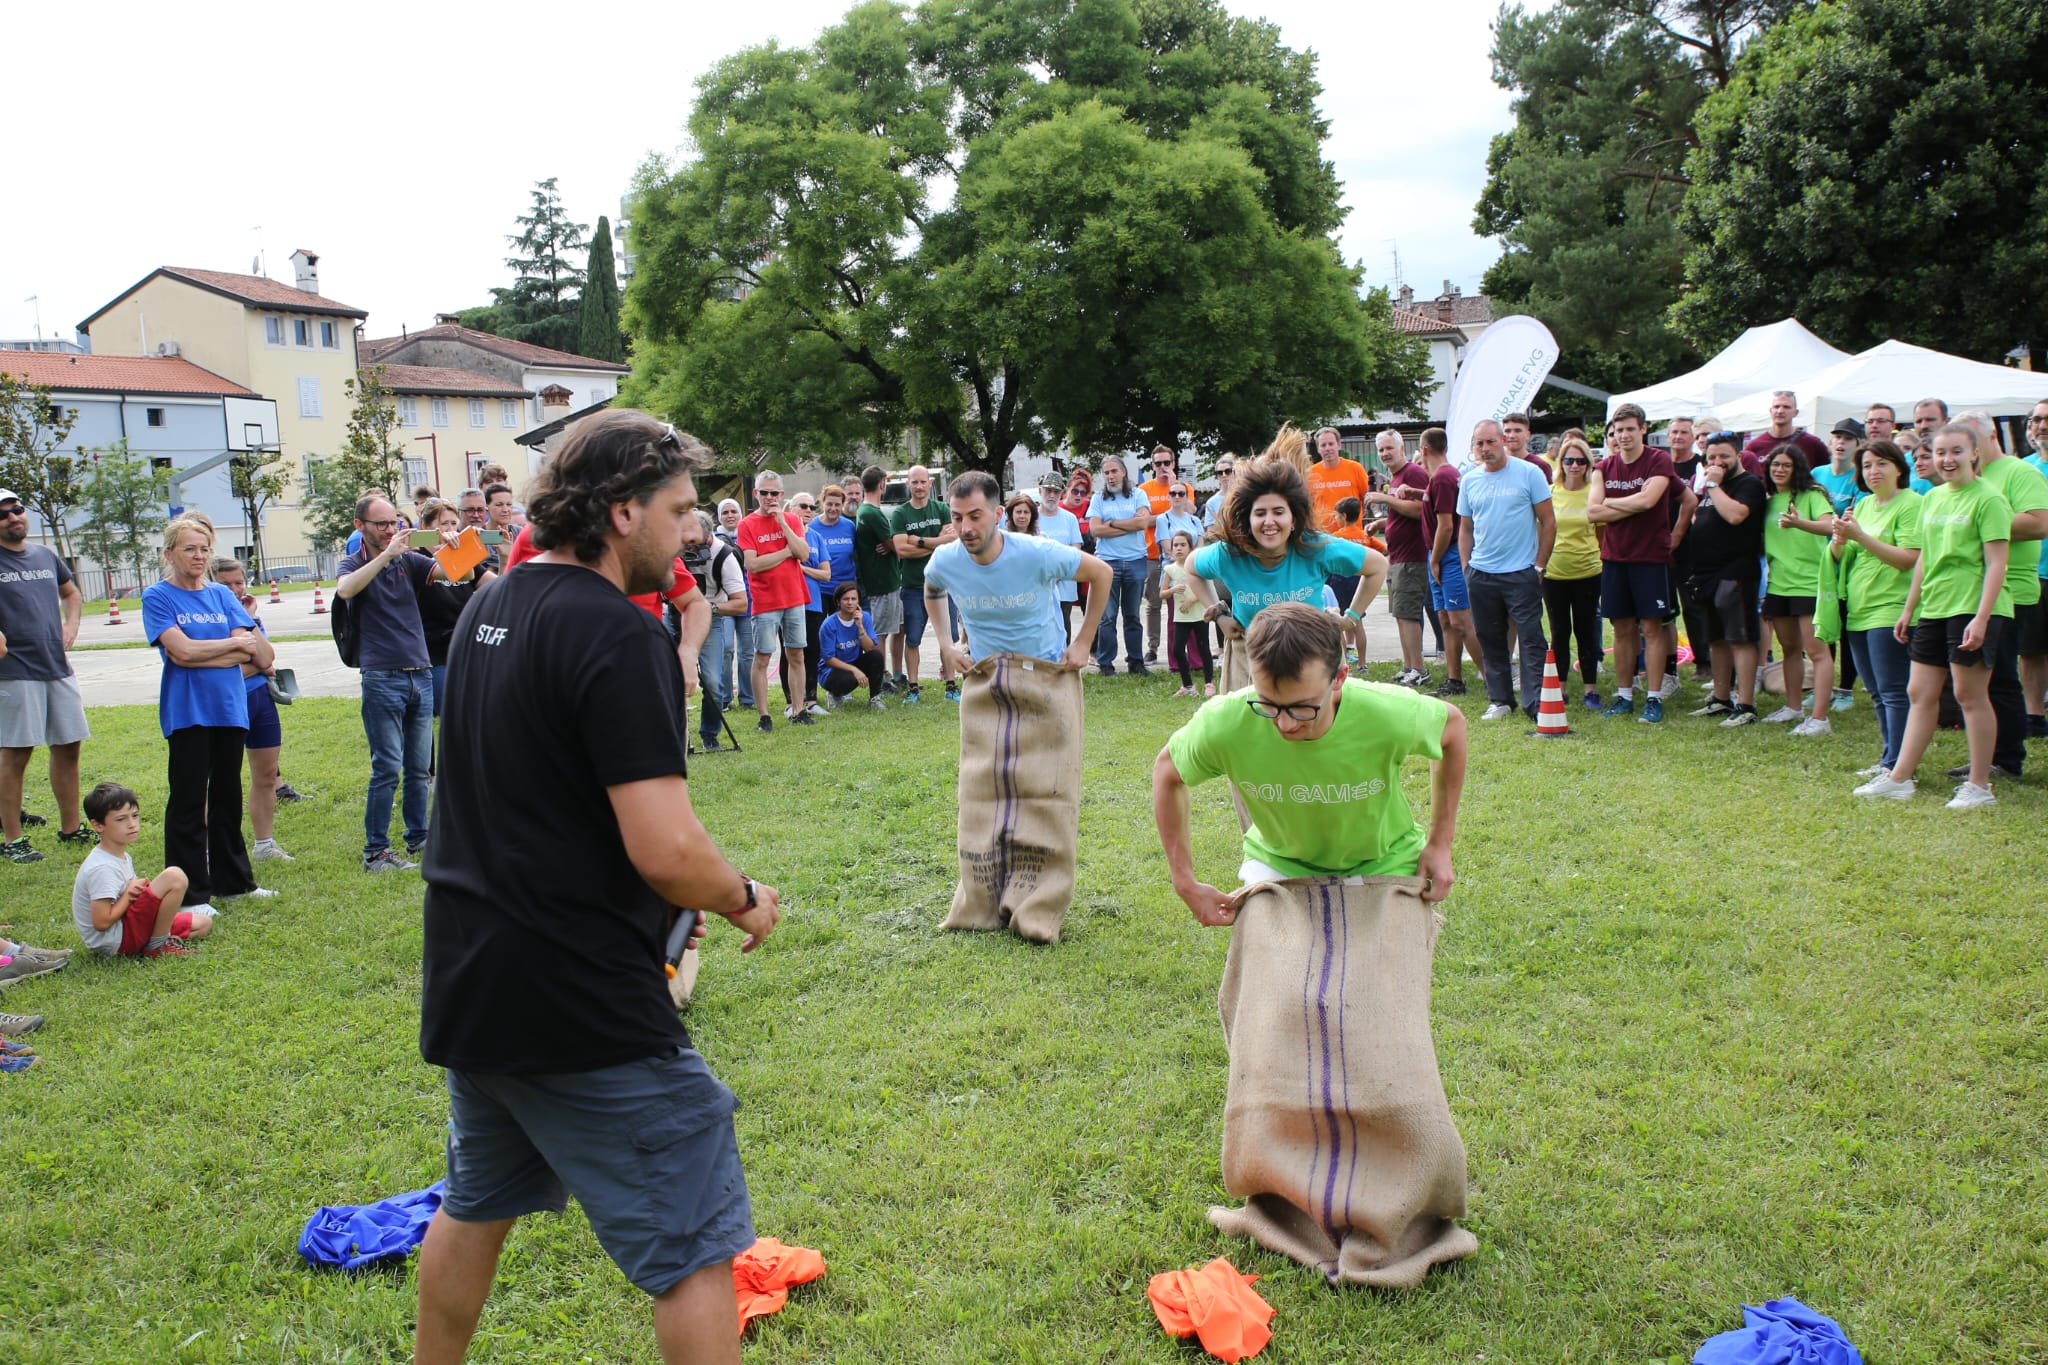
xmin=1 ymin=675 xmax=2042 ymax=1364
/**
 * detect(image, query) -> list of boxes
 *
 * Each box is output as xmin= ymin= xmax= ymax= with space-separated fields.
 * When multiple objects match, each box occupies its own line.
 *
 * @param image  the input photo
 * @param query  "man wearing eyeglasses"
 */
xmin=737 ymin=471 xmax=814 ymax=730
xmin=1202 ymin=458 xmax=1236 ymax=529
xmin=0 ymin=489 xmax=89 ymax=864
xmin=1138 ymin=446 xmax=1180 ymax=665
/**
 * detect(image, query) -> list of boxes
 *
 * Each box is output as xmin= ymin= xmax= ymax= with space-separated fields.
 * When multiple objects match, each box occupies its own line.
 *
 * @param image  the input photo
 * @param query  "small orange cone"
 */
xmin=269 ymin=579 xmax=282 ymax=603
xmin=1531 ymin=648 xmax=1572 ymax=737
xmin=311 ymin=585 xmax=327 ymax=615
xmin=106 ymin=596 xmax=124 ymax=626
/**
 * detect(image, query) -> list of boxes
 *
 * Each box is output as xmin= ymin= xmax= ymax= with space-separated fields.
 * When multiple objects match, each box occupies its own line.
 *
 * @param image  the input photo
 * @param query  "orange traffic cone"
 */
xmin=1531 ymin=648 xmax=1572 ymax=737
xmin=269 ymin=579 xmax=282 ymax=603
xmin=106 ymin=596 xmax=124 ymax=626
xmin=311 ymin=585 xmax=327 ymax=615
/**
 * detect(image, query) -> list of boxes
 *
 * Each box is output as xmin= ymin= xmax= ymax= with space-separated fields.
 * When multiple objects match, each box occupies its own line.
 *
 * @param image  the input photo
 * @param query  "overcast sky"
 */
xmin=1 ymin=0 xmax=1521 ymax=347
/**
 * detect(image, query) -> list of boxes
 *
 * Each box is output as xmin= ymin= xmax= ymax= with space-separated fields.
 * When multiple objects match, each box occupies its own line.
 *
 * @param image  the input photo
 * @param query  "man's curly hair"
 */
xmin=525 ymin=411 xmax=710 ymax=562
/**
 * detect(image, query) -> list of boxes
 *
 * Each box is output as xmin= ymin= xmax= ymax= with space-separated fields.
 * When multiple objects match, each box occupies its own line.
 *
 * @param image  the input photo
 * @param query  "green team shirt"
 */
xmin=890 ymin=499 xmax=946 ymax=590
xmin=1762 ymin=488 xmax=1834 ymax=596
xmin=1167 ymin=678 xmax=1448 ymax=879
xmin=1841 ymin=490 xmax=1923 ymax=632
xmin=1916 ymin=480 xmax=2012 ymax=622
xmin=854 ymin=502 xmax=901 ymax=596
xmin=1976 ymin=457 xmax=2048 ymax=606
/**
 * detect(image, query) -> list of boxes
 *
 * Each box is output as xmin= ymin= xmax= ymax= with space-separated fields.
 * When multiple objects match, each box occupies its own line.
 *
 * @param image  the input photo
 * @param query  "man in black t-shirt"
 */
xmin=414 ymin=411 xmax=782 ymax=1365
xmin=1684 ymin=434 xmax=1769 ymax=725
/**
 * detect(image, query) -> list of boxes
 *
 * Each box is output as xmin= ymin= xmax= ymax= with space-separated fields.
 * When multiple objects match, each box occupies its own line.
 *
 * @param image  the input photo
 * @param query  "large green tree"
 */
xmin=75 ymin=440 xmax=168 ymax=594
xmin=1674 ymin=0 xmax=2048 ymax=362
xmin=624 ymin=0 xmax=1429 ymax=475
xmin=0 ymin=371 xmax=80 ymax=561
xmin=306 ymin=369 xmax=409 ymax=551
xmin=461 ymin=178 xmax=589 ymax=353
xmin=1475 ymin=1 xmax=1798 ymax=393
xmin=576 ymin=216 xmax=626 ymax=363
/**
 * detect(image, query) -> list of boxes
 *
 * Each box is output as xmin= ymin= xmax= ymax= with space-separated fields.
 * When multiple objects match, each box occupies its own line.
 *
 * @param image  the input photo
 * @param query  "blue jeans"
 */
xmin=1094 ymin=557 xmax=1148 ymax=670
xmin=1848 ymin=626 xmax=1911 ymax=768
xmin=729 ymin=614 xmax=754 ymax=707
xmin=362 ymin=667 xmax=434 ymax=857
xmin=700 ymin=614 xmax=735 ymax=743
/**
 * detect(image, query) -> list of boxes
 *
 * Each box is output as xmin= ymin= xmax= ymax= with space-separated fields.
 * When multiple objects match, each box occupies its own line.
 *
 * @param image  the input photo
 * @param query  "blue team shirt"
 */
xmin=1454 ymin=457 xmax=1553 ymax=573
xmin=1085 ymin=488 xmax=1152 ymax=561
xmin=1036 ymin=505 xmax=1084 ymax=603
xmin=805 ymin=515 xmax=858 ymax=612
xmin=141 ymin=580 xmax=255 ymax=737
xmin=817 ymin=609 xmax=875 ymax=666
xmin=1154 ymin=509 xmax=1204 ymax=559
xmin=924 ymin=531 xmax=1083 ymax=662
xmin=1191 ymin=536 xmax=1368 ymax=629
xmin=1813 ymin=465 xmax=1860 ymax=515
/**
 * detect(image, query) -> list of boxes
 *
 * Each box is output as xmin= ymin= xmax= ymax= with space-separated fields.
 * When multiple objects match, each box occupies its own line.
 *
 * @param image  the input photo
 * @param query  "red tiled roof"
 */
xmin=361 ymin=323 xmax=629 ymax=373
xmin=78 ymin=267 xmax=367 ymax=332
xmin=1389 ymin=308 xmax=1464 ymax=337
xmin=0 ymin=352 xmax=253 ymax=397
xmin=373 ymin=364 xmax=532 ymax=399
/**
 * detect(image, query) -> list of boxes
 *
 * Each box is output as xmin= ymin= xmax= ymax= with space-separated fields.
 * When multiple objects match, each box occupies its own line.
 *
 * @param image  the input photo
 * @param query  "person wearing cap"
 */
xmin=1035 ymin=474 xmax=1085 ymax=640
xmin=0 ymin=488 xmax=89 ymax=864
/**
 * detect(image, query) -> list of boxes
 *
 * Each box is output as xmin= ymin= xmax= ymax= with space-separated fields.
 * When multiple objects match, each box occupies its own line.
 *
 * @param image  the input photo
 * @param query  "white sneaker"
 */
xmin=184 ymin=902 xmax=216 ymax=919
xmin=1656 ymin=674 xmax=1682 ymax=700
xmin=1789 ymin=717 xmax=1832 ymax=736
xmin=1855 ymin=763 xmax=1886 ymax=778
xmin=806 ymin=701 xmax=829 ymax=717
xmin=1854 ymin=774 xmax=1915 ymax=800
xmin=1946 ymin=781 xmax=1998 ymax=810
xmin=223 ymin=887 xmax=279 ymax=900
xmin=1480 ymin=703 xmax=1515 ymax=720
xmin=251 ymin=841 xmax=295 ymax=862
xmin=1761 ymin=706 xmax=1803 ymax=724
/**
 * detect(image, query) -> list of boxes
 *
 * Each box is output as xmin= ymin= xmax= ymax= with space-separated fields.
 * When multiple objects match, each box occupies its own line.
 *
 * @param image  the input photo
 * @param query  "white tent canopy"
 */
xmin=1607 ymin=318 xmax=1849 ymax=421
xmin=1714 ymin=339 xmax=2048 ymax=431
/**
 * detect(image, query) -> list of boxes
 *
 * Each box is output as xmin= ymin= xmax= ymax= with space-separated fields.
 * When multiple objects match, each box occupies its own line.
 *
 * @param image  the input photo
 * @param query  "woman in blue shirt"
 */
xmin=141 ymin=517 xmax=274 ymax=914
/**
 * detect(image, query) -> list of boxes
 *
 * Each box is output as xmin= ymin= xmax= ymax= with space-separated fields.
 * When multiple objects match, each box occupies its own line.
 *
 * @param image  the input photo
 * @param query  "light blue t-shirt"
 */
xmin=1454 ymin=457 xmax=1553 ymax=573
xmin=1086 ymin=487 xmax=1152 ymax=561
xmin=803 ymin=515 xmax=856 ymax=611
xmin=1202 ymin=492 xmax=1225 ymax=527
xmin=1036 ymin=505 xmax=1084 ymax=603
xmin=924 ymin=531 xmax=1083 ymax=662
xmin=141 ymin=580 xmax=255 ymax=738
xmin=1191 ymin=536 xmax=1368 ymax=629
xmin=1910 ymin=477 xmax=1936 ymax=495
xmin=2028 ymin=457 xmax=2048 ymax=579
xmin=1813 ymin=465 xmax=1859 ymax=515
xmin=1154 ymin=509 xmax=1204 ymax=559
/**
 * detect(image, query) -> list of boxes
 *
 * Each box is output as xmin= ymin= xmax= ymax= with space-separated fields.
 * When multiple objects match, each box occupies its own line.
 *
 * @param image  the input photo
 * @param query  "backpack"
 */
xmin=330 ymin=589 xmax=360 ymax=668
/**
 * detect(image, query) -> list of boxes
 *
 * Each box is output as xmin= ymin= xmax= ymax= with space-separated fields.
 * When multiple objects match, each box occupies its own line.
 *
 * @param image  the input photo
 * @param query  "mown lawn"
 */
xmin=1 ymin=677 xmax=2042 ymax=1364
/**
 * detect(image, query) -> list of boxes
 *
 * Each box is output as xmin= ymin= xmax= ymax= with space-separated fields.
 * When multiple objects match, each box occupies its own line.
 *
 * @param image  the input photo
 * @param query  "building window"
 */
xmin=501 ymin=400 xmax=519 ymax=428
xmin=398 ymin=396 xmax=419 ymax=427
xmin=265 ymin=316 xmax=286 ymax=347
xmin=294 ymin=318 xmax=311 ymax=347
xmin=145 ymin=408 xmax=165 ymax=427
xmin=591 ymin=389 xmax=606 ymax=407
xmin=320 ymin=321 xmax=339 ymax=349
xmin=303 ymin=457 xmax=323 ymax=501
xmin=468 ymin=399 xmax=486 ymax=428
xmin=297 ymin=376 xmax=322 ymax=419
xmin=431 ymin=398 xmax=449 ymax=428
xmin=404 ymin=458 xmax=431 ymax=492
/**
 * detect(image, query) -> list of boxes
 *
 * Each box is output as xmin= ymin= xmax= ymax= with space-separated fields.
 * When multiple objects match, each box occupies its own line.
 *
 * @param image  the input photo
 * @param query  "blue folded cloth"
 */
xmin=1695 ymin=1297 xmax=1863 ymax=1365
xmin=298 ymin=1182 xmax=445 ymax=1271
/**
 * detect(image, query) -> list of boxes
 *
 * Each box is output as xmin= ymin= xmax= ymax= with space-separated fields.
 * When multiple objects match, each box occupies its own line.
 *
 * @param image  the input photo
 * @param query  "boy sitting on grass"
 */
xmin=70 ymin=782 xmax=212 ymax=959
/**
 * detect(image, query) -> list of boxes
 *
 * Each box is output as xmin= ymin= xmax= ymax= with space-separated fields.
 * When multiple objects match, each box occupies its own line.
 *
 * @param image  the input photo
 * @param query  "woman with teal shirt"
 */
xmin=1759 ymin=444 xmax=1837 ymax=733
xmin=1829 ymin=440 xmax=1921 ymax=777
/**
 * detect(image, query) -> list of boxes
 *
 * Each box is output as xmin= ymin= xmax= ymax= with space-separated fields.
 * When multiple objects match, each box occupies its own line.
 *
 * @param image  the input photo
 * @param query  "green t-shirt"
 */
xmin=1841 ymin=490 xmax=1923 ymax=632
xmin=1762 ymin=487 xmax=1834 ymax=596
xmin=1976 ymin=457 xmax=2048 ymax=606
xmin=854 ymin=502 xmax=900 ymax=596
xmin=1167 ymin=679 xmax=1448 ymax=879
xmin=890 ymin=499 xmax=946 ymax=590
xmin=1915 ymin=480 xmax=2013 ymax=622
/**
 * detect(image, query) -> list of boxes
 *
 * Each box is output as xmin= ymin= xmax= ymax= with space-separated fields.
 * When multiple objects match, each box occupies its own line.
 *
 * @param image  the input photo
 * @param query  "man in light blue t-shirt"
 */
xmin=928 ymin=472 xmax=1111 ymax=668
xmin=1085 ymin=455 xmax=1154 ymax=673
xmin=1455 ymin=420 xmax=1555 ymax=721
xmin=1034 ymin=475 xmax=1086 ymax=640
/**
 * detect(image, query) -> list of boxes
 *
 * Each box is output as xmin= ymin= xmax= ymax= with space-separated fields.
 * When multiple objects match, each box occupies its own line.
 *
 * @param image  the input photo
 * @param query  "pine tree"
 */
xmin=576 ymin=216 xmax=626 ymax=363
xmin=486 ymin=178 xmax=589 ymax=352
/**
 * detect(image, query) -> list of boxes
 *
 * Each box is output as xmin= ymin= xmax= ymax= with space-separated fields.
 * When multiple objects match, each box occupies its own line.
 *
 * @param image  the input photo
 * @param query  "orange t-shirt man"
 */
xmin=1307 ymin=456 xmax=1372 ymax=533
xmin=1138 ymin=446 xmax=1177 ymax=559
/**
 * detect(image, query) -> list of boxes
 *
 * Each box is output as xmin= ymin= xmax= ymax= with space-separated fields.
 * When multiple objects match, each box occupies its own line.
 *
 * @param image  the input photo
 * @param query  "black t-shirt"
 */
xmin=1686 ymin=471 xmax=1768 ymax=579
xmin=413 ymin=554 xmax=483 ymax=667
xmin=420 ymin=563 xmax=691 ymax=1074
xmin=1669 ymin=457 xmax=1700 ymax=567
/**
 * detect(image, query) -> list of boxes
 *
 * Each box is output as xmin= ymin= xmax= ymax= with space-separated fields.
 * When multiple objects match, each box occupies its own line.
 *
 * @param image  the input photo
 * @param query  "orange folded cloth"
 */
xmin=1147 ymin=1256 xmax=1275 ymax=1362
xmin=732 ymin=1236 xmax=827 ymax=1332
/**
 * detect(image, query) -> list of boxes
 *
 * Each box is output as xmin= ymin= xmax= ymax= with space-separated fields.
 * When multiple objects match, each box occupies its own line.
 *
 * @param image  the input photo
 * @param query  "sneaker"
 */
xmin=1096 ymin=667 xmax=1118 ymax=678
xmin=8 ymin=944 xmax=70 ymax=967
xmin=183 ymin=903 xmax=215 ymax=920
xmin=0 ymin=838 xmax=43 ymax=865
xmin=1789 ymin=716 xmax=1832 ymax=736
xmin=1599 ymin=696 xmax=1634 ymax=718
xmin=1144 ymin=649 xmax=1158 ymax=665
xmin=1691 ymin=697 xmax=1733 ymax=717
xmin=1719 ymin=706 xmax=1759 ymax=728
xmin=1638 ymin=697 xmax=1665 ymax=724
xmin=892 ymin=673 xmax=910 ymax=691
xmin=274 ymin=782 xmax=307 ymax=803
xmin=0 ymin=1011 xmax=45 ymax=1036
xmin=1947 ymin=762 xmax=2022 ymax=781
xmin=1830 ymin=689 xmax=1855 ymax=712
xmin=55 ymin=825 xmax=97 ymax=847
xmin=1127 ymin=665 xmax=1152 ymax=677
xmin=142 ymin=939 xmax=191 ymax=959
xmin=700 ymin=735 xmax=724 ymax=752
xmin=0 ymin=956 xmax=66 ymax=990
xmin=1582 ymin=690 xmax=1602 ymax=711
xmin=791 ymin=711 xmax=816 ymax=725
xmin=758 ymin=714 xmax=774 ymax=733
xmin=222 ymin=886 xmax=279 ymax=900
xmin=806 ymin=700 xmax=829 ymax=717
xmin=1480 ymin=703 xmax=1515 ymax=721
xmin=0 ymin=1037 xmax=33 ymax=1057
xmin=902 ymin=686 xmax=922 ymax=705
xmin=2026 ymin=714 xmax=2048 ymax=739
xmin=1946 ymin=781 xmax=1998 ymax=811
xmin=363 ymin=849 xmax=418 ymax=874
xmin=944 ymin=681 xmax=961 ymax=702
xmin=1656 ymin=675 xmax=1681 ymax=701
xmin=1855 ymin=763 xmax=1887 ymax=778
xmin=784 ymin=704 xmax=797 ymax=720
xmin=405 ymin=843 xmax=426 ymax=859
xmin=18 ymin=811 xmax=46 ymax=827
xmin=251 ymin=840 xmax=296 ymax=863
xmin=1854 ymin=773 xmax=1916 ymax=800
xmin=878 ymin=675 xmax=900 ymax=695
xmin=1430 ymin=678 xmax=1467 ymax=698
xmin=0 ymin=1054 xmax=37 ymax=1073
xmin=1761 ymin=706 xmax=1803 ymax=724
xmin=1422 ymin=648 xmax=1443 ymax=662
xmin=1203 ymin=683 xmax=1216 ymax=697
xmin=869 ymin=697 xmax=887 ymax=711
xmin=1172 ymin=685 xmax=1195 ymax=697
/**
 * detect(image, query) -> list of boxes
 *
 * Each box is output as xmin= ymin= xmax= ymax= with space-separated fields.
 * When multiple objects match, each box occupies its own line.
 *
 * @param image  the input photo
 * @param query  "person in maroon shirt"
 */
xmin=1362 ymin=427 xmax=1432 ymax=685
xmin=1501 ymin=412 xmax=1553 ymax=482
xmin=1394 ymin=427 xmax=1482 ymax=698
xmin=1587 ymin=402 xmax=1677 ymax=720
xmin=1740 ymin=391 xmax=1830 ymax=477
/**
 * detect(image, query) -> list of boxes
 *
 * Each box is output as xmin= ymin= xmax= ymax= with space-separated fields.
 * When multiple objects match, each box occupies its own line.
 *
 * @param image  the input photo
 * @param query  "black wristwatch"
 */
xmin=737 ymin=876 xmax=757 ymax=913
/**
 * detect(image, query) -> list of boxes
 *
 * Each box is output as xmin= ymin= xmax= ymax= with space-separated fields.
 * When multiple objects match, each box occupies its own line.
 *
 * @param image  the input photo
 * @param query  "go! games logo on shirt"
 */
xmin=1241 ymin=778 xmax=1388 ymax=805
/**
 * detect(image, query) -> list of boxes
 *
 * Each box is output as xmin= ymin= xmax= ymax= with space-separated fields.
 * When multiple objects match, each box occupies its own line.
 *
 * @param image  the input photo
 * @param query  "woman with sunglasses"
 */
xmin=1760 ymin=444 xmax=1837 ymax=734
xmin=1544 ymin=436 xmax=1605 ymax=707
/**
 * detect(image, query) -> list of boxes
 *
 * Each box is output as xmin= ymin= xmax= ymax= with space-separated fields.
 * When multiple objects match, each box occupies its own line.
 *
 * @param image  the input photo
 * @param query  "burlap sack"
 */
xmin=1217 ymin=635 xmax=1253 ymax=832
xmin=1209 ymin=877 xmax=1477 ymax=1288
xmin=940 ymin=652 xmax=1083 ymax=944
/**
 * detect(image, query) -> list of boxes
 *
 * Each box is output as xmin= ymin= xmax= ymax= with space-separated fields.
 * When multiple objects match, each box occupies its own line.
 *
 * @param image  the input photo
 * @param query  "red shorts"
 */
xmin=116 ymin=886 xmax=194 ymax=956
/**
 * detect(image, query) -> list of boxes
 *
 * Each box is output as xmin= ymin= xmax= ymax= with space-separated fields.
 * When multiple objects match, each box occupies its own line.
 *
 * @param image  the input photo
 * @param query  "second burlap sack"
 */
xmin=1209 ymin=876 xmax=1477 ymax=1288
xmin=940 ymin=652 xmax=1083 ymax=944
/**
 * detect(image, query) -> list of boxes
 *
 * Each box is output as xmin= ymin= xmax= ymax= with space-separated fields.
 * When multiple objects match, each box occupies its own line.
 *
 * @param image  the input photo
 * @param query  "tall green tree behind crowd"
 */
xmin=460 ymin=178 xmax=589 ymax=354
xmin=624 ymin=0 xmax=1429 ymax=474
xmin=1675 ymin=0 xmax=2048 ymax=362
xmin=0 ymin=371 xmax=80 ymax=561
xmin=75 ymin=440 xmax=168 ymax=594
xmin=576 ymin=216 xmax=626 ymax=364
xmin=1475 ymin=1 xmax=1800 ymax=393
xmin=306 ymin=368 xmax=409 ymax=551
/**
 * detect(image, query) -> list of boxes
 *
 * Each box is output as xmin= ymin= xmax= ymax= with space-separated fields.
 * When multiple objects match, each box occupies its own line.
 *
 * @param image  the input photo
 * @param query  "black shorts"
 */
xmin=1705 ymin=576 xmax=1763 ymax=646
xmin=1761 ymin=593 xmax=1817 ymax=619
xmin=1908 ymin=613 xmax=2008 ymax=669
xmin=1599 ymin=561 xmax=1674 ymax=621
xmin=2013 ymin=597 xmax=2048 ymax=656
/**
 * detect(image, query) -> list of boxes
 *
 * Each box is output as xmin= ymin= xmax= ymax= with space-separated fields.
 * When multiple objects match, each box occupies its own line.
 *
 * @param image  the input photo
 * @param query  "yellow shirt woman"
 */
xmin=1547 ymin=482 xmax=1601 ymax=580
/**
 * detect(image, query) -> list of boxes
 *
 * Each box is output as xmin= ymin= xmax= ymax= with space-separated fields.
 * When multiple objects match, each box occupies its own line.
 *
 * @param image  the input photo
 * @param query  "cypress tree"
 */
xmin=576 ymin=217 xmax=626 ymax=363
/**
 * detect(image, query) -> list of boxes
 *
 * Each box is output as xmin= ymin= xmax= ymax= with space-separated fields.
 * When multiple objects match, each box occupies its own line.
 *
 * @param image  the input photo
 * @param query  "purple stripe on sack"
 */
xmin=1316 ymin=883 xmax=1343 ymax=1230
xmin=992 ymin=657 xmax=1016 ymax=903
xmin=1337 ymin=884 xmax=1357 ymax=1224
xmin=1301 ymin=889 xmax=1321 ymax=1206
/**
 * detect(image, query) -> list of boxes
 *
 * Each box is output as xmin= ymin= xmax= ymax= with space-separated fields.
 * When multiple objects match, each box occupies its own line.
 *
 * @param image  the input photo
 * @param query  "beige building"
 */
xmin=78 ymin=251 xmax=367 ymax=556
xmin=373 ymin=365 xmax=534 ymax=497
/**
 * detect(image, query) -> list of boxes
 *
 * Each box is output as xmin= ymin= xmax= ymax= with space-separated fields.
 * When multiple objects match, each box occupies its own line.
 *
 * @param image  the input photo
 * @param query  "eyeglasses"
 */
xmin=364 ymin=519 xmax=399 ymax=530
xmin=1246 ymin=696 xmax=1327 ymax=722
